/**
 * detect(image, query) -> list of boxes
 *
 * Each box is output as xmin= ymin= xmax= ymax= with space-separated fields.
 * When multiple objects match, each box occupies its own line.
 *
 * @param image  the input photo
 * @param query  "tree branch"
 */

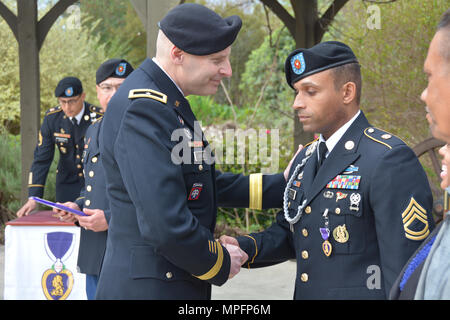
xmin=315 ymin=0 xmax=350 ymax=42
xmin=0 ymin=1 xmax=18 ymax=41
xmin=37 ymin=0 xmax=77 ymax=50
xmin=259 ymin=0 xmax=295 ymax=37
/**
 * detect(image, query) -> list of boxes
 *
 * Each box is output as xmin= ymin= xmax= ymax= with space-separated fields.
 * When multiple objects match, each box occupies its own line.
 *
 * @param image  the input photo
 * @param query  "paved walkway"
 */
xmin=0 ymin=244 xmax=296 ymax=300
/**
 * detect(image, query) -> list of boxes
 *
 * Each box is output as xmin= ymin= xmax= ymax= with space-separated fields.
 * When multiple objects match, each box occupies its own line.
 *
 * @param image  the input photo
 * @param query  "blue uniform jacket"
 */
xmin=28 ymin=102 xmax=103 ymax=202
xmin=237 ymin=112 xmax=435 ymax=300
xmin=96 ymin=58 xmax=285 ymax=299
xmin=74 ymin=117 xmax=110 ymax=276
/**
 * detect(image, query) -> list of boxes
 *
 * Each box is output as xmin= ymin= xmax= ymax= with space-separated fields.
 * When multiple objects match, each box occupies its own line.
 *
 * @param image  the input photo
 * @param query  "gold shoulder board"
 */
xmin=46 ymin=106 xmax=62 ymax=116
xmin=128 ymin=89 xmax=167 ymax=104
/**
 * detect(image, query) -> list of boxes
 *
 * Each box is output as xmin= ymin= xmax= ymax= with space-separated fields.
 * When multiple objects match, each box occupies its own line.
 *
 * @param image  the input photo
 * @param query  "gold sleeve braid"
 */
xmin=249 ymin=173 xmax=263 ymax=210
xmin=194 ymin=240 xmax=224 ymax=281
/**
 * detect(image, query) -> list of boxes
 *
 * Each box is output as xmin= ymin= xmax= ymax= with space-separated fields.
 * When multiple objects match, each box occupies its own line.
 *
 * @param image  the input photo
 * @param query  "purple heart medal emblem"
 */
xmin=41 ymin=232 xmax=75 ymax=300
xmin=320 ymin=209 xmax=332 ymax=257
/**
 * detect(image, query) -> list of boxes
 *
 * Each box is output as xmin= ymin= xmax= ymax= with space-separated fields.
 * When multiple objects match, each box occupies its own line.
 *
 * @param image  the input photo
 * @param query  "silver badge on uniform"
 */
xmin=349 ymin=193 xmax=361 ymax=211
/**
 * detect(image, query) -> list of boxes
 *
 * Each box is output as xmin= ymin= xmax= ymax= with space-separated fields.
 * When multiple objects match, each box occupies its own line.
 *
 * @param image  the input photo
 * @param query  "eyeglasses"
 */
xmin=98 ymin=83 xmax=122 ymax=93
xmin=58 ymin=95 xmax=81 ymax=106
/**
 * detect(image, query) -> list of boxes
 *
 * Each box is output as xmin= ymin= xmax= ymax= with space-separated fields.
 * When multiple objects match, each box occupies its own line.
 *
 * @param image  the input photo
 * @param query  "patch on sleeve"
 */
xmin=401 ymin=197 xmax=430 ymax=241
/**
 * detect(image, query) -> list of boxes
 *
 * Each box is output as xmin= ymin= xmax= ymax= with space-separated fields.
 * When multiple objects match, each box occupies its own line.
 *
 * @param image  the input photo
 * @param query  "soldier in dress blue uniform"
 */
xmin=16 ymin=77 xmax=103 ymax=217
xmin=95 ymin=3 xmax=287 ymax=300
xmin=221 ymin=41 xmax=435 ymax=299
xmin=54 ymin=59 xmax=134 ymax=300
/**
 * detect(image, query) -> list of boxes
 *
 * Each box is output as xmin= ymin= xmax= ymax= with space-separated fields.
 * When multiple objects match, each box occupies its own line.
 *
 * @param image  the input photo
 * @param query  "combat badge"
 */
xmin=401 ymin=197 xmax=430 ymax=241
xmin=188 ymin=183 xmax=203 ymax=200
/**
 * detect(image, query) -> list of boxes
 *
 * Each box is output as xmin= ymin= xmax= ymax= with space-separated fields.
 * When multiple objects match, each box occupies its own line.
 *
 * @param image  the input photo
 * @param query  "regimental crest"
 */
xmin=41 ymin=232 xmax=75 ymax=300
xmin=401 ymin=197 xmax=430 ymax=241
xmin=291 ymin=52 xmax=306 ymax=75
xmin=65 ymin=87 xmax=74 ymax=97
xmin=116 ymin=62 xmax=127 ymax=76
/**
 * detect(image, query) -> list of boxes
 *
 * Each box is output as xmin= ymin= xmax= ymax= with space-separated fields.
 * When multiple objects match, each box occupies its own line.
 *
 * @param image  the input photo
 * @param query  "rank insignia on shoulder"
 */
xmin=188 ymin=183 xmax=203 ymax=200
xmin=89 ymin=105 xmax=104 ymax=116
xmin=46 ymin=106 xmax=62 ymax=116
xmin=401 ymin=197 xmax=430 ymax=241
xmin=128 ymin=89 xmax=168 ymax=104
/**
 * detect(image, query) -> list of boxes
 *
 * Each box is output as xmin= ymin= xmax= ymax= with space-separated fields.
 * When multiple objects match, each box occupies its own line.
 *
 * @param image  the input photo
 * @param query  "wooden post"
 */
xmin=17 ymin=0 xmax=40 ymax=203
xmin=130 ymin=0 xmax=179 ymax=58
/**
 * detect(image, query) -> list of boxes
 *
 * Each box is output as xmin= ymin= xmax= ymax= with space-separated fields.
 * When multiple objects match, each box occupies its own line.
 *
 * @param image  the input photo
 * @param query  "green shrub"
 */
xmin=0 ymin=129 xmax=58 ymax=215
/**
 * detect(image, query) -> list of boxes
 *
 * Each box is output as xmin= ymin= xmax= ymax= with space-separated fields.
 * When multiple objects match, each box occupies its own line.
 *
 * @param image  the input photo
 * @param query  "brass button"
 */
xmin=85 ymin=199 xmax=91 ymax=207
xmin=76 ymin=155 xmax=80 ymax=159
xmin=198 ymin=165 xmax=203 ymax=171
xmin=335 ymin=208 xmax=341 ymax=215
xmin=305 ymin=206 xmax=311 ymax=214
xmin=78 ymin=173 xmax=83 ymax=177
xmin=77 ymin=164 xmax=82 ymax=169
xmin=89 ymin=171 xmax=94 ymax=178
xmin=301 ymin=250 xmax=309 ymax=260
xmin=301 ymin=273 xmax=309 ymax=282
xmin=92 ymin=157 xmax=98 ymax=163
xmin=86 ymin=185 xmax=92 ymax=192
xmin=302 ymin=228 xmax=308 ymax=237
xmin=166 ymin=272 xmax=173 ymax=279
xmin=76 ymin=144 xmax=79 ymax=149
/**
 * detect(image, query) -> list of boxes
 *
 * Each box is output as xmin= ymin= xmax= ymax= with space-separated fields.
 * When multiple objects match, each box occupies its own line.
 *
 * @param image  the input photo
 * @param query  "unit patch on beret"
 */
xmin=65 ymin=87 xmax=74 ymax=97
xmin=116 ymin=63 xmax=127 ymax=76
xmin=291 ymin=52 xmax=306 ymax=75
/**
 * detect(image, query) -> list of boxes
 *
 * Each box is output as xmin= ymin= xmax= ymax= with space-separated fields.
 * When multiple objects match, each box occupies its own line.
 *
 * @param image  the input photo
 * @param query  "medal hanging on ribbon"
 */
xmin=320 ymin=209 xmax=332 ymax=257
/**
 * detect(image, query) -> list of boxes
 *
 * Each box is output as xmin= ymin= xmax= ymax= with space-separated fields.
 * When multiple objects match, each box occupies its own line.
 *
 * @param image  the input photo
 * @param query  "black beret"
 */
xmin=158 ymin=3 xmax=242 ymax=55
xmin=96 ymin=59 xmax=134 ymax=85
xmin=55 ymin=77 xmax=83 ymax=97
xmin=285 ymin=41 xmax=359 ymax=89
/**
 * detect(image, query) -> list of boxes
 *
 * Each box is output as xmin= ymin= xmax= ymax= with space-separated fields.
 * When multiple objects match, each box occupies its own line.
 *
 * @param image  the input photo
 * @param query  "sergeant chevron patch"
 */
xmin=401 ymin=197 xmax=430 ymax=241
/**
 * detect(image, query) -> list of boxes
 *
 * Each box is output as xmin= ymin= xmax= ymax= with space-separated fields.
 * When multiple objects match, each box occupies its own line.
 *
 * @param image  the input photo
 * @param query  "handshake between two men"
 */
xmin=220 ymin=143 xmax=303 ymax=279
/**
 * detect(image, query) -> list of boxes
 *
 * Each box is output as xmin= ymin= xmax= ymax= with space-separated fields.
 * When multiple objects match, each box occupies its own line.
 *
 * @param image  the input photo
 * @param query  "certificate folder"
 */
xmin=31 ymin=196 xmax=87 ymax=216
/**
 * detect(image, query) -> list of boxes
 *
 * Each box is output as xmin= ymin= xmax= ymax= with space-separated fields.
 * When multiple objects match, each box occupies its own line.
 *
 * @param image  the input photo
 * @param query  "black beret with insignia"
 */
xmin=285 ymin=41 xmax=359 ymax=89
xmin=96 ymin=59 xmax=134 ymax=85
xmin=158 ymin=3 xmax=242 ymax=56
xmin=55 ymin=76 xmax=83 ymax=97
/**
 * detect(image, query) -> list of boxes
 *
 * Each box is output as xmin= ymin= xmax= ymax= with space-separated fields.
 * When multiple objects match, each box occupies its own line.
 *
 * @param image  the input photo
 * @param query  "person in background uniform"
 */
xmin=95 ymin=3 xmax=290 ymax=300
xmin=221 ymin=41 xmax=435 ymax=300
xmin=16 ymin=77 xmax=103 ymax=217
xmin=54 ymin=59 xmax=134 ymax=300
xmin=390 ymin=9 xmax=450 ymax=300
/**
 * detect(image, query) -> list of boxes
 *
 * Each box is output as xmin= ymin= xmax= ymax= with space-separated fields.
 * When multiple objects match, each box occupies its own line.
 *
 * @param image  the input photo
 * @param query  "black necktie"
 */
xmin=71 ymin=118 xmax=80 ymax=143
xmin=316 ymin=141 xmax=328 ymax=171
